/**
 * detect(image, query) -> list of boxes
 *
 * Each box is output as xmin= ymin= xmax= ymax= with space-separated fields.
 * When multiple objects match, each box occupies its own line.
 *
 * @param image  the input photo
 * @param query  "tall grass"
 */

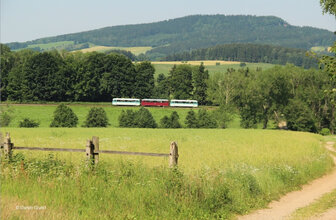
xmin=1 ymin=128 xmax=334 ymax=219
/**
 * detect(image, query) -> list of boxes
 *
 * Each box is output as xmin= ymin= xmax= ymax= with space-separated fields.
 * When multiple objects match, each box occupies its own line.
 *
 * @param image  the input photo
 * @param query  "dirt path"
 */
xmin=238 ymin=142 xmax=336 ymax=220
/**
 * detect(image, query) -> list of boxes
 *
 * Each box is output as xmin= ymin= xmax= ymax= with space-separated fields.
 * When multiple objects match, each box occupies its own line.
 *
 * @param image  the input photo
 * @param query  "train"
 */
xmin=112 ymin=98 xmax=198 ymax=108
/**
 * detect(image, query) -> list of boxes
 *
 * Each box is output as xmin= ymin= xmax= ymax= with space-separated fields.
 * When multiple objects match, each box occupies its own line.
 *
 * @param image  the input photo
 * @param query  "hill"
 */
xmin=164 ymin=43 xmax=319 ymax=69
xmin=6 ymin=15 xmax=335 ymax=60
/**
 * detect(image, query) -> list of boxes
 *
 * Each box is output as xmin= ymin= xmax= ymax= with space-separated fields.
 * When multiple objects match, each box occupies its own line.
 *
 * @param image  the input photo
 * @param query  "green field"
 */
xmin=17 ymin=41 xmax=153 ymax=55
xmin=2 ymin=104 xmax=243 ymax=128
xmin=310 ymin=46 xmax=330 ymax=53
xmin=153 ymin=62 xmax=275 ymax=76
xmin=26 ymin=41 xmax=75 ymax=50
xmin=1 ymin=127 xmax=334 ymax=219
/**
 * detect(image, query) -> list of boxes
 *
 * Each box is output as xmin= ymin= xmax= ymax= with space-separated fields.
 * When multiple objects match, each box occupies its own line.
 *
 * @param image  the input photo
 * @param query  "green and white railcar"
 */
xmin=170 ymin=99 xmax=198 ymax=108
xmin=112 ymin=98 xmax=141 ymax=106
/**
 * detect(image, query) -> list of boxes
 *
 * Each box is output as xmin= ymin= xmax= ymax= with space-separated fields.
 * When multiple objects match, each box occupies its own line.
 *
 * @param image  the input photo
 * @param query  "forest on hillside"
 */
xmin=6 ymin=15 xmax=335 ymax=60
xmin=164 ymin=43 xmax=319 ymax=69
xmin=1 ymin=44 xmax=335 ymax=134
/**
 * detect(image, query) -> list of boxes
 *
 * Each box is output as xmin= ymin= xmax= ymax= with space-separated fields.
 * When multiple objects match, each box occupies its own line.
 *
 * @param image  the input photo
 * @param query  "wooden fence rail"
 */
xmin=1 ymin=133 xmax=178 ymax=167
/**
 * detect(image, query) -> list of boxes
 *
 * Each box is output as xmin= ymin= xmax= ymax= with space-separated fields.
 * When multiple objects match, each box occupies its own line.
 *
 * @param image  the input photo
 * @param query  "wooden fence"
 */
xmin=1 ymin=133 xmax=179 ymax=167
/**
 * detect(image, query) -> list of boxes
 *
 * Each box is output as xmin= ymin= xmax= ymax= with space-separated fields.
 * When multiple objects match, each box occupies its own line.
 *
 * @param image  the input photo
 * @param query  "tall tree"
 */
xmin=192 ymin=63 xmax=209 ymax=104
xmin=6 ymin=49 xmax=37 ymax=101
xmin=168 ymin=65 xmax=193 ymax=99
xmin=319 ymin=0 xmax=336 ymax=133
xmin=0 ymin=44 xmax=14 ymax=101
xmin=320 ymin=0 xmax=336 ymax=15
xmin=133 ymin=61 xmax=155 ymax=98
xmin=153 ymin=73 xmax=170 ymax=98
xmin=20 ymin=51 xmax=65 ymax=101
xmin=75 ymin=52 xmax=105 ymax=101
xmin=99 ymin=53 xmax=136 ymax=101
xmin=207 ymin=68 xmax=241 ymax=106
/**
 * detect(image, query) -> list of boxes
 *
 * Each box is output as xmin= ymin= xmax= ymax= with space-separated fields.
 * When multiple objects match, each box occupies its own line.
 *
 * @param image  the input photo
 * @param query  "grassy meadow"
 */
xmin=152 ymin=61 xmax=275 ymax=76
xmin=2 ymin=104 xmax=242 ymax=129
xmin=1 ymin=127 xmax=334 ymax=219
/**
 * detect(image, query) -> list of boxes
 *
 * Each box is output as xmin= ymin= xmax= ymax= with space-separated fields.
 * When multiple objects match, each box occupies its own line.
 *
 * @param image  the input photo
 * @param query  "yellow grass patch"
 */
xmin=78 ymin=46 xmax=152 ymax=55
xmin=151 ymin=60 xmax=241 ymax=66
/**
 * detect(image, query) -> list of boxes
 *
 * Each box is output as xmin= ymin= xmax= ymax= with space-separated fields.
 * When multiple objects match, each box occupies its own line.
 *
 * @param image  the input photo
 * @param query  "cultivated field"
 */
xmin=78 ymin=46 xmax=152 ymax=55
xmin=1 ymin=127 xmax=334 ymax=219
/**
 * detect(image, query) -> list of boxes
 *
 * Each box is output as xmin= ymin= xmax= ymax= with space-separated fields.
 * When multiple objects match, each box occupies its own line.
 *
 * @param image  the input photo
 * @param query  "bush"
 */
xmin=240 ymin=62 xmax=246 ymax=67
xmin=19 ymin=118 xmax=39 ymax=127
xmin=50 ymin=104 xmax=78 ymax=127
xmin=198 ymin=109 xmax=217 ymax=128
xmin=83 ymin=107 xmax=109 ymax=127
xmin=284 ymin=98 xmax=317 ymax=132
xmin=320 ymin=128 xmax=331 ymax=136
xmin=0 ymin=105 xmax=15 ymax=127
xmin=119 ymin=110 xmax=136 ymax=127
xmin=133 ymin=107 xmax=157 ymax=128
xmin=185 ymin=110 xmax=198 ymax=128
xmin=160 ymin=111 xmax=181 ymax=128
xmin=0 ymin=112 xmax=12 ymax=127
xmin=118 ymin=107 xmax=157 ymax=128
xmin=213 ymin=105 xmax=235 ymax=128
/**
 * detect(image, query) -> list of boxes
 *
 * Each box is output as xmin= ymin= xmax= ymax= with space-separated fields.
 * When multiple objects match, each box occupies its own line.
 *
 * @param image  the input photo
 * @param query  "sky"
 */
xmin=1 ymin=0 xmax=335 ymax=43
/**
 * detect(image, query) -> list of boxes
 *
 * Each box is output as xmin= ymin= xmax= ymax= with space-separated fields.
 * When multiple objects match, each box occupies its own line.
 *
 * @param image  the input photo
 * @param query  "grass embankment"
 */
xmin=2 ymin=104 xmax=241 ymax=128
xmin=1 ymin=128 xmax=334 ymax=219
xmin=289 ymin=137 xmax=336 ymax=219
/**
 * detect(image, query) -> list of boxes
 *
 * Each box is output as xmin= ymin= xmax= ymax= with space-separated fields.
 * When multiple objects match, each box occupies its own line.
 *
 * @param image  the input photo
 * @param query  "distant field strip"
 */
xmin=78 ymin=46 xmax=152 ymax=55
xmin=27 ymin=41 xmax=75 ymax=50
xmin=152 ymin=60 xmax=240 ymax=65
xmin=153 ymin=62 xmax=275 ymax=76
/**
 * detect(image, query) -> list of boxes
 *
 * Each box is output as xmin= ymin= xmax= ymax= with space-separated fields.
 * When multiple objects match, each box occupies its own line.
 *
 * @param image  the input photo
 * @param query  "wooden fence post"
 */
xmin=4 ymin=132 xmax=13 ymax=159
xmin=169 ymin=141 xmax=178 ymax=168
xmin=92 ymin=136 xmax=99 ymax=165
xmin=86 ymin=139 xmax=94 ymax=165
xmin=0 ymin=132 xmax=3 ymax=146
xmin=0 ymin=132 xmax=3 ymax=156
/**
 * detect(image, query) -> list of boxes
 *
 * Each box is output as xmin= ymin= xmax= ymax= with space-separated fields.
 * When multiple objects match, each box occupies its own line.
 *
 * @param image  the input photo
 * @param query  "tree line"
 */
xmin=164 ymin=43 xmax=319 ymax=69
xmin=207 ymin=65 xmax=335 ymax=133
xmin=1 ymin=45 xmax=154 ymax=102
xmin=0 ymin=44 xmax=208 ymax=103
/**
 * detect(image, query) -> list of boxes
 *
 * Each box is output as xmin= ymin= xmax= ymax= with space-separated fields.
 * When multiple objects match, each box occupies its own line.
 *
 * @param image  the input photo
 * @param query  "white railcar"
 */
xmin=112 ymin=98 xmax=141 ymax=106
xmin=170 ymin=99 xmax=198 ymax=108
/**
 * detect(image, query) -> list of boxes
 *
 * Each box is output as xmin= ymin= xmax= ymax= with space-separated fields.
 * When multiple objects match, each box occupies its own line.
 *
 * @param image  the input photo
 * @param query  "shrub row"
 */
xmin=119 ymin=108 xmax=219 ymax=129
xmin=49 ymin=104 xmax=109 ymax=128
